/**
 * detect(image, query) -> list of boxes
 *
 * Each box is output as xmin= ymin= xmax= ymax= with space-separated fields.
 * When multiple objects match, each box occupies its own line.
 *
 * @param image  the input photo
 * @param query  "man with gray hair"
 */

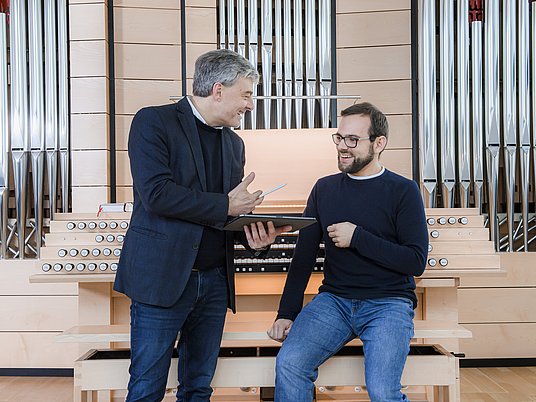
xmin=115 ymin=49 xmax=290 ymax=401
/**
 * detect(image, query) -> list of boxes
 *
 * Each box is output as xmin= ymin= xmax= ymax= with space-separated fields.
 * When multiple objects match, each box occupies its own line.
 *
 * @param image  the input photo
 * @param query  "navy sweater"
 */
xmin=277 ymin=169 xmax=429 ymax=320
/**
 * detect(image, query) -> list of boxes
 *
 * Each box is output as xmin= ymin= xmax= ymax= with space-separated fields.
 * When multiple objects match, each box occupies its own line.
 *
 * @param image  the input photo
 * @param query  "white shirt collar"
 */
xmin=187 ymin=97 xmax=223 ymax=129
xmin=347 ymin=167 xmax=385 ymax=180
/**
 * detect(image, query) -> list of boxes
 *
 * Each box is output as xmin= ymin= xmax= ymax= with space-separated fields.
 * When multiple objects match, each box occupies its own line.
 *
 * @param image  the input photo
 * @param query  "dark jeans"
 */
xmin=275 ymin=293 xmax=415 ymax=402
xmin=126 ymin=266 xmax=228 ymax=402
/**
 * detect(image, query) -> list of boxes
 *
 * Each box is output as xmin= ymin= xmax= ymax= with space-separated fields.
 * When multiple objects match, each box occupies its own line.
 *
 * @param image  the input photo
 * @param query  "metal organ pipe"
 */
xmin=29 ymin=0 xmax=45 ymax=257
xmin=518 ymin=0 xmax=531 ymax=251
xmin=418 ymin=0 xmax=437 ymax=208
xmin=45 ymin=0 xmax=59 ymax=220
xmin=261 ymin=0 xmax=273 ymax=129
xmin=439 ymin=0 xmax=456 ymax=208
xmin=502 ymin=0 xmax=517 ymax=251
xmin=10 ymin=0 xmax=29 ymax=258
xmin=471 ymin=12 xmax=484 ymax=214
xmin=457 ymin=0 xmax=471 ymax=208
xmin=484 ymin=0 xmax=500 ymax=250
xmin=58 ymin=0 xmax=70 ymax=213
xmin=0 ymin=13 xmax=8 ymax=258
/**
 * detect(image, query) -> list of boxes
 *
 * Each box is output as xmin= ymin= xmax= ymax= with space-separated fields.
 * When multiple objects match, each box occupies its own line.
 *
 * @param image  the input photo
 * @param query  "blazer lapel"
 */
xmin=176 ymin=99 xmax=207 ymax=191
xmin=221 ymin=128 xmax=233 ymax=194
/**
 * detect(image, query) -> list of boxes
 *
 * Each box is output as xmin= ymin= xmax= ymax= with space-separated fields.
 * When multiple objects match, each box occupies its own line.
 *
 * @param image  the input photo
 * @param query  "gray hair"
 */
xmin=192 ymin=49 xmax=259 ymax=97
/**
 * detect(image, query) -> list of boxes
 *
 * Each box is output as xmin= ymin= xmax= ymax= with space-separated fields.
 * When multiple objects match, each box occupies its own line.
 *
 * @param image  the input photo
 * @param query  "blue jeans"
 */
xmin=275 ymin=293 xmax=415 ymax=402
xmin=126 ymin=267 xmax=228 ymax=402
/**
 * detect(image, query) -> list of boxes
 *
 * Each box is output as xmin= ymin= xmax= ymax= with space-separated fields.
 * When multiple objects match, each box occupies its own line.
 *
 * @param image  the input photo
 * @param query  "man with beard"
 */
xmin=267 ymin=102 xmax=429 ymax=402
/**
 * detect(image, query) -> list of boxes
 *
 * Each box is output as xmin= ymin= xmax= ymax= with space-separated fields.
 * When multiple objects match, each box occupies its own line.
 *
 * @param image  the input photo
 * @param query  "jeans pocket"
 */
xmin=215 ymin=266 xmax=227 ymax=280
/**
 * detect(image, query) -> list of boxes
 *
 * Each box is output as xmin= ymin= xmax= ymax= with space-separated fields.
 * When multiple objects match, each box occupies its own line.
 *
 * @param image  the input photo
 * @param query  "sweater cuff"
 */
xmin=350 ymin=225 xmax=362 ymax=250
xmin=276 ymin=312 xmax=298 ymax=321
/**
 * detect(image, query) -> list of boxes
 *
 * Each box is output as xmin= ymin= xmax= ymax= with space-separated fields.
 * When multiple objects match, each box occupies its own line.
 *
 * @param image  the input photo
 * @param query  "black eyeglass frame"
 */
xmin=331 ymin=133 xmax=374 ymax=148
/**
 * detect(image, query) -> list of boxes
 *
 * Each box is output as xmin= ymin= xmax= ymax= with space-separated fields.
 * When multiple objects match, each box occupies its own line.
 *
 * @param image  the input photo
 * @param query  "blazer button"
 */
xmin=193 ymin=244 xmax=199 ymax=250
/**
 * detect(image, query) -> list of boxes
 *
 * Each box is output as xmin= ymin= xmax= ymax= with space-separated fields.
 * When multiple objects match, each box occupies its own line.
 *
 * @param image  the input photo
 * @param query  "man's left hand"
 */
xmin=327 ymin=222 xmax=357 ymax=248
xmin=244 ymin=221 xmax=293 ymax=251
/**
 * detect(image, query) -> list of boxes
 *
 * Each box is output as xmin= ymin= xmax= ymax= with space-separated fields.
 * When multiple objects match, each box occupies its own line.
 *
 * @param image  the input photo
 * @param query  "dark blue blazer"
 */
xmin=114 ymin=99 xmax=246 ymax=311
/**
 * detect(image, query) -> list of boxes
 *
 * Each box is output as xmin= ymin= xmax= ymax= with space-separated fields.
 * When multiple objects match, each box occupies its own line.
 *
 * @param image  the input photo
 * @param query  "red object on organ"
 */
xmin=469 ymin=0 xmax=483 ymax=23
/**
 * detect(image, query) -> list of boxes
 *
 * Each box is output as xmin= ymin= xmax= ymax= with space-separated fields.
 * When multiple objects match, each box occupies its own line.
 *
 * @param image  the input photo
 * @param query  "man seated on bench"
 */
xmin=267 ymin=102 xmax=429 ymax=402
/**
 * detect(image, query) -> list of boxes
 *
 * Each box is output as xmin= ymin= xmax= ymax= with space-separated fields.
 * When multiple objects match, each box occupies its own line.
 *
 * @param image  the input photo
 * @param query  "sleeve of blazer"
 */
xmin=129 ymin=107 xmax=229 ymax=228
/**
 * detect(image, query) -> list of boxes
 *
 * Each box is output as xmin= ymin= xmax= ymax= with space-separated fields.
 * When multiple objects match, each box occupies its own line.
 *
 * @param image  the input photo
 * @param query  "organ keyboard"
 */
xmin=37 ymin=208 xmax=503 ymax=279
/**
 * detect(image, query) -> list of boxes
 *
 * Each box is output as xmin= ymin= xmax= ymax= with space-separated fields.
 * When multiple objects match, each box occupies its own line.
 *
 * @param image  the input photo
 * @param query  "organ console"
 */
xmin=30 ymin=206 xmax=503 ymax=401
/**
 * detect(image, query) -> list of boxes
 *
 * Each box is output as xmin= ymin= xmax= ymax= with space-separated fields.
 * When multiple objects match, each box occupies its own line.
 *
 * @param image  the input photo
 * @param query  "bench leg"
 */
xmin=447 ymin=380 xmax=460 ymax=402
xmin=74 ymin=385 xmax=85 ymax=402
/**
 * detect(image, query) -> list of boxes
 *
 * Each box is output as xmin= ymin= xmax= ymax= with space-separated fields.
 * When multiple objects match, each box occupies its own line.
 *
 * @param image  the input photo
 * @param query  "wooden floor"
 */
xmin=1 ymin=367 xmax=536 ymax=402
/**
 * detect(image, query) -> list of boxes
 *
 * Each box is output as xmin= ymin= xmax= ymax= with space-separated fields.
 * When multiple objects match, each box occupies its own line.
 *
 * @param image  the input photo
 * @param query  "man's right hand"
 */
xmin=228 ymin=172 xmax=263 ymax=216
xmin=267 ymin=318 xmax=293 ymax=342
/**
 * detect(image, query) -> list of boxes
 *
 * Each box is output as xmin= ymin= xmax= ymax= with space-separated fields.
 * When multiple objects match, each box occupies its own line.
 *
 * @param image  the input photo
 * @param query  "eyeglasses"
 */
xmin=331 ymin=133 xmax=371 ymax=148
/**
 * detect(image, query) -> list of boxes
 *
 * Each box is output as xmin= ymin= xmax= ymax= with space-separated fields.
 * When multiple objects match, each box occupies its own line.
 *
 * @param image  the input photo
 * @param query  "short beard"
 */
xmin=338 ymin=145 xmax=374 ymax=174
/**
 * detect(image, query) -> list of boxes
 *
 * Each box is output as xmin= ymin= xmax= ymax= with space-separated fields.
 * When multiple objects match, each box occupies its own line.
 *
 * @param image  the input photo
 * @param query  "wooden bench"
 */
xmin=59 ymin=318 xmax=471 ymax=402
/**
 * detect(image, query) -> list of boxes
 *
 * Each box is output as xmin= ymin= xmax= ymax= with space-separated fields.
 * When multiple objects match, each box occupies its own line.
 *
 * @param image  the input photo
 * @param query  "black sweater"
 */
xmin=277 ymin=169 xmax=429 ymax=320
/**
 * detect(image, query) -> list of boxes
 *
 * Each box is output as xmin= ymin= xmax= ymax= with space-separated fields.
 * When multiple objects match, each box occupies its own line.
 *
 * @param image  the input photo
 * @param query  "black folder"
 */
xmin=223 ymin=214 xmax=317 ymax=231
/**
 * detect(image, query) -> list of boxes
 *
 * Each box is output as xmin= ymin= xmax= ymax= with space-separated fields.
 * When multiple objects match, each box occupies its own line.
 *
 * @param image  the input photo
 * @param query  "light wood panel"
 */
xmin=71 ymin=114 xmax=109 ymax=150
xmin=0 ymin=296 xmax=77 ymax=331
xmin=186 ymin=43 xmax=217 ymax=78
xmin=114 ymin=44 xmax=181 ymax=80
xmin=337 ymin=46 xmax=411 ymax=82
xmin=426 ymin=255 xmax=501 ymax=270
xmin=459 ymin=288 xmax=536 ymax=323
xmin=460 ymin=323 xmax=536 ymax=358
xmin=185 ymin=0 xmax=215 ymax=6
xmin=461 ymin=252 xmax=536 ymax=287
xmin=115 ymin=80 xmax=180 ymax=115
xmin=69 ymin=3 xmax=107 ymax=41
xmin=72 ymin=186 xmax=110 ymax=213
xmin=116 ymin=186 xmax=134 ymax=203
xmin=337 ymin=0 xmax=411 ymax=13
xmin=115 ymin=150 xmax=131 ymax=187
xmin=428 ymin=228 xmax=490 ymax=242
xmin=114 ymin=7 xmax=181 ymax=44
xmin=337 ymin=80 xmax=412 ymax=115
xmin=72 ymin=150 xmax=110 ymax=186
xmin=241 ymin=129 xmax=334 ymax=201
xmin=70 ymin=40 xmax=108 ymax=78
xmin=0 ymin=261 xmax=77 ymax=296
xmin=337 ymin=11 xmax=411 ymax=48
xmin=382 ymin=114 xmax=412 ymax=148
xmin=115 ymin=114 xmax=133 ymax=151
xmin=185 ymin=7 xmax=217 ymax=43
xmin=237 ymin=129 xmax=412 ymax=204
xmin=115 ymin=0 xmax=180 ymax=7
xmin=0 ymin=333 xmax=79 ymax=368
xmin=429 ymin=240 xmax=495 ymax=255
xmin=70 ymin=77 xmax=109 ymax=114
xmin=380 ymin=149 xmax=412 ymax=178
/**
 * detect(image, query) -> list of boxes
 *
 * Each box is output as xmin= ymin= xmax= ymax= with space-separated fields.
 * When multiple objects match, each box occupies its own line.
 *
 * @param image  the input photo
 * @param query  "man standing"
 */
xmin=268 ymin=102 xmax=428 ymax=402
xmin=115 ymin=49 xmax=289 ymax=402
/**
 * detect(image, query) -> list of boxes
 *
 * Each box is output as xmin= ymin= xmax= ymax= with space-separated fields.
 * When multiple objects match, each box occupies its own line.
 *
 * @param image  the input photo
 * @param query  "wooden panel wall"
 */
xmin=114 ymin=1 xmax=183 ymax=204
xmin=336 ymin=2 xmax=413 ymax=176
xmin=0 ymin=261 xmax=79 ymax=368
xmin=70 ymin=0 xmax=110 ymax=213
xmin=458 ymin=253 xmax=536 ymax=358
